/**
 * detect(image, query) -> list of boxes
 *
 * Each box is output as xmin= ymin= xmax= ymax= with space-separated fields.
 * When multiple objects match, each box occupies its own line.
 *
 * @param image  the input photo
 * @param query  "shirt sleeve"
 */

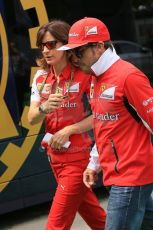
xmin=124 ymin=71 xmax=153 ymax=133
xmin=30 ymin=70 xmax=44 ymax=102
xmin=87 ymin=144 xmax=101 ymax=172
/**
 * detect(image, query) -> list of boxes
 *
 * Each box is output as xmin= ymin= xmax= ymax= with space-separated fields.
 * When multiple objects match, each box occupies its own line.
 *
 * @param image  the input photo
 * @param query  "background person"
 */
xmin=28 ymin=20 xmax=106 ymax=230
xmin=58 ymin=17 xmax=153 ymax=230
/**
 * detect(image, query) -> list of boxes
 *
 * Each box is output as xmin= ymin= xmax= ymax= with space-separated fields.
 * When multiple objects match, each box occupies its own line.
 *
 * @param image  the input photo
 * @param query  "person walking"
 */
xmin=58 ymin=17 xmax=153 ymax=230
xmin=28 ymin=19 xmax=106 ymax=230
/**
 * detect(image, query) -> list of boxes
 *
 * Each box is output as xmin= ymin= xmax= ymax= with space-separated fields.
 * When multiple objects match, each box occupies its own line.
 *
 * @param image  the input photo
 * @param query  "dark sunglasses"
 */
xmin=39 ymin=40 xmax=58 ymax=51
xmin=73 ymin=43 xmax=97 ymax=58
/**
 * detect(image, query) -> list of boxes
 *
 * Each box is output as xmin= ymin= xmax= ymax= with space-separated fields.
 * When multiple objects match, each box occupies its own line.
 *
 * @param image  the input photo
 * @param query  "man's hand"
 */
xmin=83 ymin=168 xmax=98 ymax=189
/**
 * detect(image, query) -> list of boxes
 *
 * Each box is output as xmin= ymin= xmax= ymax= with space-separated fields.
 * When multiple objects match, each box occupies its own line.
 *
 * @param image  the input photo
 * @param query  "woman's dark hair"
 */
xmin=36 ymin=20 xmax=70 ymax=47
xmin=36 ymin=20 xmax=70 ymax=70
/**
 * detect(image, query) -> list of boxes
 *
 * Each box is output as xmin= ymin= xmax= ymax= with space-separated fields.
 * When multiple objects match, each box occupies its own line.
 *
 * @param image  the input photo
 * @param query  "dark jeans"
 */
xmin=105 ymin=183 xmax=153 ymax=230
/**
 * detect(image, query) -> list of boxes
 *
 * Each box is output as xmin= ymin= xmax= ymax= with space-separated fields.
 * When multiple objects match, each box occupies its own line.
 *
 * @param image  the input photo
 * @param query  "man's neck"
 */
xmin=90 ymin=48 xmax=120 ymax=76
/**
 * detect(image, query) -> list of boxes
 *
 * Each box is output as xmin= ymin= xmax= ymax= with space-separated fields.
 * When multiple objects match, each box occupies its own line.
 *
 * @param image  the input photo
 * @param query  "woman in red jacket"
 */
xmin=28 ymin=20 xmax=106 ymax=230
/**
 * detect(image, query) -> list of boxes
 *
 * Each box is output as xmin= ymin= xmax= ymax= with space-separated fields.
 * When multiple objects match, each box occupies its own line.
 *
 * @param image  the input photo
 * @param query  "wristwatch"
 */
xmin=39 ymin=104 xmax=48 ymax=114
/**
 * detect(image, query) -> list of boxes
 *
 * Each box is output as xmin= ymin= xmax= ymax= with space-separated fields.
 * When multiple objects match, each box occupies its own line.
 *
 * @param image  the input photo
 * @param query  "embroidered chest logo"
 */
xmin=64 ymin=82 xmax=79 ymax=93
xmin=100 ymin=85 xmax=117 ymax=100
xmin=37 ymin=83 xmax=51 ymax=94
xmin=101 ymin=84 xmax=106 ymax=93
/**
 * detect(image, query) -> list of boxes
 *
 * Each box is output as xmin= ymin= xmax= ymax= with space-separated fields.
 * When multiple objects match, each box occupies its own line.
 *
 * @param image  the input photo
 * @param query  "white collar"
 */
xmin=90 ymin=48 xmax=120 ymax=76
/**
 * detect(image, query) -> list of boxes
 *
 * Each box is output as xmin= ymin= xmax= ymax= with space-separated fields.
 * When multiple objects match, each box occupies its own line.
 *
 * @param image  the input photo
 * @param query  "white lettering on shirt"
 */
xmin=143 ymin=97 xmax=153 ymax=106
xmin=93 ymin=112 xmax=120 ymax=121
xmin=147 ymin=107 xmax=153 ymax=113
xmin=61 ymin=102 xmax=77 ymax=108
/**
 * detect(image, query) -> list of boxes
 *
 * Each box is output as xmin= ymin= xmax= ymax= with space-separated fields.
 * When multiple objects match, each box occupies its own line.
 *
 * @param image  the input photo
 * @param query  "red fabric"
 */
xmin=46 ymin=159 xmax=106 ymax=230
xmin=36 ymin=64 xmax=92 ymax=162
xmin=90 ymin=59 xmax=153 ymax=186
xmin=59 ymin=17 xmax=110 ymax=50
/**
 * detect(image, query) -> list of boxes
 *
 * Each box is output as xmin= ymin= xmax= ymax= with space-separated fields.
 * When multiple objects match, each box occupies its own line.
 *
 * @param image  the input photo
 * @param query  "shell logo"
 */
xmin=0 ymin=0 xmax=48 ymax=192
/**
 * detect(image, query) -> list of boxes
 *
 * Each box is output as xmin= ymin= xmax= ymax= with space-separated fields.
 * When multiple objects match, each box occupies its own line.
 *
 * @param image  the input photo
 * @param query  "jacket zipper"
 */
xmin=110 ymin=138 xmax=119 ymax=173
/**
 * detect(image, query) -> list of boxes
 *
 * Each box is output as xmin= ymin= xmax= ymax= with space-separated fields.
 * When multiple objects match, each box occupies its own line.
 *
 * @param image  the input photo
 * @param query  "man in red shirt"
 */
xmin=59 ymin=17 xmax=153 ymax=230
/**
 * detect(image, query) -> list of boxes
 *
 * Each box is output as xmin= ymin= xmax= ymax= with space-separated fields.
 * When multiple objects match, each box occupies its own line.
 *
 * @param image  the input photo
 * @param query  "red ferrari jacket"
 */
xmin=90 ymin=48 xmax=153 ymax=186
xmin=31 ymin=64 xmax=92 ymax=163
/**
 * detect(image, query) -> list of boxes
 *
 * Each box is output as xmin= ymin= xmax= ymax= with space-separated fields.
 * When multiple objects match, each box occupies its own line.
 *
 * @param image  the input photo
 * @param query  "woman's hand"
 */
xmin=48 ymin=126 xmax=72 ymax=150
xmin=42 ymin=93 xmax=63 ymax=113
